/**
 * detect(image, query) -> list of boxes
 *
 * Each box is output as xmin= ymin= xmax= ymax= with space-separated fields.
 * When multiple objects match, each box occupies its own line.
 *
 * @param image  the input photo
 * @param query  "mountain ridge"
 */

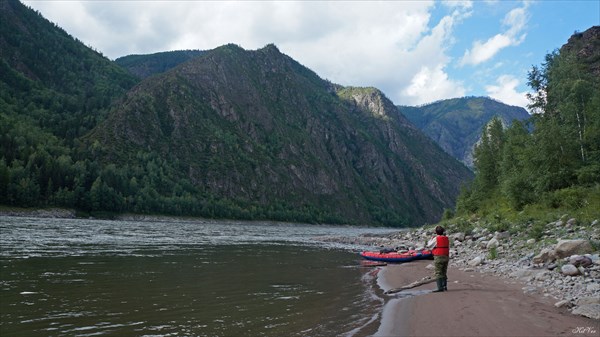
xmin=89 ymin=43 xmax=473 ymax=225
xmin=399 ymin=96 xmax=530 ymax=168
xmin=115 ymin=49 xmax=204 ymax=79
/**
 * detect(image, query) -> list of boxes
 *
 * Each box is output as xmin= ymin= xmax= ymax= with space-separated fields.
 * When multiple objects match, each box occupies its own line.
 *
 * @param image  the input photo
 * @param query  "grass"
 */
xmin=488 ymin=246 xmax=498 ymax=260
xmin=442 ymin=185 xmax=600 ymax=239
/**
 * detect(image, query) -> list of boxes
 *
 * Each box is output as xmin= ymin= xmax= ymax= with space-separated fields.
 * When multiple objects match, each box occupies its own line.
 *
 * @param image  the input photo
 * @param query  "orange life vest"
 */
xmin=433 ymin=235 xmax=449 ymax=256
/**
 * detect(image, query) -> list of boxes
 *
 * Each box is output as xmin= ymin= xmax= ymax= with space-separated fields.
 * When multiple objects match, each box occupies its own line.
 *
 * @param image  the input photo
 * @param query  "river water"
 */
xmin=0 ymin=216 xmax=398 ymax=336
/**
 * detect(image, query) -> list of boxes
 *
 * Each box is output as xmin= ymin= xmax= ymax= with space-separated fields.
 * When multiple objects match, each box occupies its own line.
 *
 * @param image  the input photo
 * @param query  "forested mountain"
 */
xmin=115 ymin=50 xmax=204 ymax=79
xmin=0 ymin=0 xmax=473 ymax=226
xmin=454 ymin=26 xmax=600 ymax=220
xmin=399 ymin=97 xmax=530 ymax=168
xmin=88 ymin=44 xmax=473 ymax=226
xmin=0 ymin=0 xmax=138 ymax=208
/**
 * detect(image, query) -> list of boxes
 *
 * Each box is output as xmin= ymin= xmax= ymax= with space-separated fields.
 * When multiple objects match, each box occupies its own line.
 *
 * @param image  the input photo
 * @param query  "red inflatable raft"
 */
xmin=360 ymin=249 xmax=433 ymax=263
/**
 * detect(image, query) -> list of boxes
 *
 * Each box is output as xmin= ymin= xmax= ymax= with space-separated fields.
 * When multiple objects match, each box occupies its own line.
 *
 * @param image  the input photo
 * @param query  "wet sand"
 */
xmin=374 ymin=260 xmax=598 ymax=337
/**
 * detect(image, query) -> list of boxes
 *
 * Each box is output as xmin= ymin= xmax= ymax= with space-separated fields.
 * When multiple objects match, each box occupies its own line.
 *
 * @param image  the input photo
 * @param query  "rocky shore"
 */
xmin=0 ymin=208 xmax=77 ymax=218
xmin=319 ymin=216 xmax=600 ymax=321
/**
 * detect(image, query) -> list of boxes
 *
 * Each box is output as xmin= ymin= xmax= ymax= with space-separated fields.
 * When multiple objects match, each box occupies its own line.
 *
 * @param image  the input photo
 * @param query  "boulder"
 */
xmin=561 ymin=264 xmax=580 ymax=276
xmin=532 ymin=248 xmax=556 ymax=264
xmin=554 ymin=300 xmax=570 ymax=308
xmin=554 ymin=239 xmax=594 ymax=258
xmin=569 ymin=255 xmax=593 ymax=267
xmin=486 ymin=238 xmax=499 ymax=250
xmin=451 ymin=232 xmax=465 ymax=242
xmin=468 ymin=256 xmax=484 ymax=267
xmin=572 ymin=304 xmax=600 ymax=320
xmin=576 ymin=296 xmax=600 ymax=306
xmin=495 ymin=231 xmax=510 ymax=240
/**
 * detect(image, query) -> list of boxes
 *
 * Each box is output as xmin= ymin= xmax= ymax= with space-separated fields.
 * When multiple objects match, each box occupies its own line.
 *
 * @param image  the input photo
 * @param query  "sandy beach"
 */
xmin=373 ymin=260 xmax=598 ymax=337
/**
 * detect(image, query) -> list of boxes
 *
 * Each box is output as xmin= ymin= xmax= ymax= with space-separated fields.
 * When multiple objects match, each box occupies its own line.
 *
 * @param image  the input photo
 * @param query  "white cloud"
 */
xmin=441 ymin=1 xmax=473 ymax=10
xmin=485 ymin=75 xmax=530 ymax=108
xmin=395 ymin=6 xmax=471 ymax=105
xmin=459 ymin=3 xmax=529 ymax=66
xmin=403 ymin=64 xmax=466 ymax=104
xmin=23 ymin=0 xmax=474 ymax=106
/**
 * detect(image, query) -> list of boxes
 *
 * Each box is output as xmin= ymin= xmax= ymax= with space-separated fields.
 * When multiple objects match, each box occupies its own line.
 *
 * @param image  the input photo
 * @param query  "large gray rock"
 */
xmin=554 ymin=240 xmax=594 ymax=258
xmin=532 ymin=248 xmax=556 ymax=264
xmin=576 ymin=296 xmax=600 ymax=306
xmin=569 ymin=255 xmax=593 ymax=267
xmin=486 ymin=238 xmax=499 ymax=250
xmin=494 ymin=231 xmax=510 ymax=240
xmin=468 ymin=256 xmax=484 ymax=267
xmin=572 ymin=304 xmax=600 ymax=320
xmin=561 ymin=264 xmax=580 ymax=276
xmin=451 ymin=232 xmax=465 ymax=242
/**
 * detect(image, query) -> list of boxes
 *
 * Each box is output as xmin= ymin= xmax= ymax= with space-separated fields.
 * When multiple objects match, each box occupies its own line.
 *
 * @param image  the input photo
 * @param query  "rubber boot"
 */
xmin=432 ymin=278 xmax=444 ymax=292
xmin=443 ymin=277 xmax=448 ymax=291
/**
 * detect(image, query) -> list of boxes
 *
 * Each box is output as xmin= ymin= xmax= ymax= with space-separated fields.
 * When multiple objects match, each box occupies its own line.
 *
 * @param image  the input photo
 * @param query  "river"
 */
xmin=0 ymin=216 xmax=398 ymax=336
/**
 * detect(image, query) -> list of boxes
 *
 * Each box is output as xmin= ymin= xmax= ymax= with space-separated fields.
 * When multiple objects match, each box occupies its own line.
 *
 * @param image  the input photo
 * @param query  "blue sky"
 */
xmin=24 ymin=0 xmax=599 ymax=109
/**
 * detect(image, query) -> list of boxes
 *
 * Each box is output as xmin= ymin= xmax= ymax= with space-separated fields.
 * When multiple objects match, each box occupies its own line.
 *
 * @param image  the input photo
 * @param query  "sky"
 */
xmin=23 ymin=0 xmax=599 ymax=110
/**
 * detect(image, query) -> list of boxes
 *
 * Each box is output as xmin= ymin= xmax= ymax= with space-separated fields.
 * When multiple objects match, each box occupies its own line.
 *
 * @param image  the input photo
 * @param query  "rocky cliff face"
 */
xmin=561 ymin=26 xmax=600 ymax=77
xmin=399 ymin=97 xmax=530 ymax=168
xmin=90 ymin=44 xmax=472 ymax=226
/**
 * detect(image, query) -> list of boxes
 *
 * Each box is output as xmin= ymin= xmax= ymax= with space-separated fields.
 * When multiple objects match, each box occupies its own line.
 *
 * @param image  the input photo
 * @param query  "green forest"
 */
xmin=0 ymin=2 xmax=324 ymax=223
xmin=451 ymin=35 xmax=600 ymax=228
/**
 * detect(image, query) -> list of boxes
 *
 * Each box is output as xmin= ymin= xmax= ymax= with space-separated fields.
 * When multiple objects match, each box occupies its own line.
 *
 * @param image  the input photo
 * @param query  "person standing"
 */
xmin=427 ymin=225 xmax=449 ymax=292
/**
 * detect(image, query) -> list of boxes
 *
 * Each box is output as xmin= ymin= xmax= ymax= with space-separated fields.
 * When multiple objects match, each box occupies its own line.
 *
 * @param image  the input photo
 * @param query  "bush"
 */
xmin=529 ymin=221 xmax=546 ymax=241
xmin=488 ymin=220 xmax=510 ymax=233
xmin=452 ymin=218 xmax=475 ymax=235
xmin=442 ymin=208 xmax=455 ymax=221
xmin=545 ymin=187 xmax=587 ymax=210
xmin=576 ymin=164 xmax=600 ymax=185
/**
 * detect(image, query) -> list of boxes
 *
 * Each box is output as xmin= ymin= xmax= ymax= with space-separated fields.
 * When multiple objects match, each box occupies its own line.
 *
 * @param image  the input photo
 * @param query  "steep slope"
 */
xmin=560 ymin=26 xmax=600 ymax=77
xmin=89 ymin=44 xmax=473 ymax=226
xmin=0 ymin=0 xmax=140 ymax=210
xmin=0 ymin=0 xmax=138 ymax=140
xmin=399 ymin=97 xmax=530 ymax=168
xmin=115 ymin=50 xmax=204 ymax=79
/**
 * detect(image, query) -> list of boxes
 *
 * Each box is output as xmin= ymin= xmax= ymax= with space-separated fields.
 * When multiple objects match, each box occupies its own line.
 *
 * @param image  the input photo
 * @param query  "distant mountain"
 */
xmin=399 ymin=97 xmax=530 ymax=168
xmin=89 ymin=44 xmax=473 ymax=225
xmin=115 ymin=50 xmax=204 ymax=79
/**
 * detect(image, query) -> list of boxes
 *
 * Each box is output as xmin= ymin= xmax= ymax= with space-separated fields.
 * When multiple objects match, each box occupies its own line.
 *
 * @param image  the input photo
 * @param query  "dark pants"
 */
xmin=434 ymin=255 xmax=449 ymax=280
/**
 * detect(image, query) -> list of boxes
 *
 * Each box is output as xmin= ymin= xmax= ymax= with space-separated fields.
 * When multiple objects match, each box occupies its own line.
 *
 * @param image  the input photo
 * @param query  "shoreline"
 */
xmin=373 ymin=260 xmax=598 ymax=337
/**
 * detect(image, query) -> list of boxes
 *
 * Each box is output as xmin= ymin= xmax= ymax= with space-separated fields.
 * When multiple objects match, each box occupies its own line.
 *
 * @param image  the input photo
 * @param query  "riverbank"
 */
xmin=317 ymin=216 xmax=599 ymax=335
xmin=374 ymin=260 xmax=597 ymax=337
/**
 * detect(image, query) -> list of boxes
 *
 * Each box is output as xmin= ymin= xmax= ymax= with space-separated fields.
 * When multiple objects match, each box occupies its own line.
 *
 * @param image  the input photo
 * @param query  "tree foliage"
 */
xmin=457 ymin=30 xmax=600 ymax=215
